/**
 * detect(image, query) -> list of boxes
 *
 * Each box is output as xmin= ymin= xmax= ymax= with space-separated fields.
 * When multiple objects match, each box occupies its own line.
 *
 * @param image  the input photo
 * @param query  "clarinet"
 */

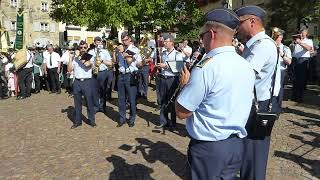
xmin=164 ymin=49 xmax=204 ymax=109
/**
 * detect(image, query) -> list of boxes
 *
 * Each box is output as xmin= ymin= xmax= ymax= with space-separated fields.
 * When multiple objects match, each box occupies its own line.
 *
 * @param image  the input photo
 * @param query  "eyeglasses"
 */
xmin=199 ymin=30 xmax=216 ymax=39
xmin=240 ymin=17 xmax=253 ymax=24
xmin=122 ymin=38 xmax=129 ymax=42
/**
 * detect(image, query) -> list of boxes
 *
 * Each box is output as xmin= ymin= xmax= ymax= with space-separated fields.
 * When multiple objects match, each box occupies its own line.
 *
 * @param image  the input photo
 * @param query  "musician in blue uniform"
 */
xmin=234 ymin=5 xmax=281 ymax=180
xmin=154 ymin=34 xmax=183 ymax=129
xmin=272 ymin=28 xmax=292 ymax=108
xmin=68 ymin=41 xmax=96 ymax=128
xmin=88 ymin=37 xmax=113 ymax=113
xmin=117 ymin=32 xmax=141 ymax=127
xmin=175 ymin=8 xmax=255 ymax=180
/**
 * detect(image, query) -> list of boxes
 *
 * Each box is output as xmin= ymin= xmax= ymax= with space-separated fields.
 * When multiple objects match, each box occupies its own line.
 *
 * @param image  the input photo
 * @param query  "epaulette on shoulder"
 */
xmin=196 ymin=57 xmax=213 ymax=68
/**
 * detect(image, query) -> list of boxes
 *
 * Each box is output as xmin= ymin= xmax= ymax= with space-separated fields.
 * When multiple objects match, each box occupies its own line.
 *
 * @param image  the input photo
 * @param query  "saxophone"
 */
xmin=93 ymin=48 xmax=102 ymax=75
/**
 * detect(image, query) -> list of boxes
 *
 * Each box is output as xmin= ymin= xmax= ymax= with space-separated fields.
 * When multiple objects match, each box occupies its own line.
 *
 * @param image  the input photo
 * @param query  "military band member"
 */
xmin=175 ymin=8 xmax=255 ymax=180
xmin=272 ymin=29 xmax=292 ymax=108
xmin=234 ymin=5 xmax=281 ymax=180
xmin=155 ymin=34 xmax=183 ymax=129
xmin=291 ymin=27 xmax=313 ymax=103
xmin=68 ymin=41 xmax=96 ymax=129
xmin=17 ymin=46 xmax=34 ymax=99
xmin=88 ymin=37 xmax=113 ymax=113
xmin=43 ymin=45 xmax=62 ymax=94
xmin=120 ymin=32 xmax=142 ymax=127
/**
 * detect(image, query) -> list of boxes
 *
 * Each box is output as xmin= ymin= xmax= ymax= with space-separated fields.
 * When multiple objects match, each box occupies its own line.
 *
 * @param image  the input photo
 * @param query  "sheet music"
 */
xmin=167 ymin=61 xmax=184 ymax=73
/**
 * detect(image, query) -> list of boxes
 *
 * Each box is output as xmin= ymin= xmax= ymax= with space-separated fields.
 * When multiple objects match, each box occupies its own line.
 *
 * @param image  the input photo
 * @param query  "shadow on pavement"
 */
xmin=283 ymin=107 xmax=320 ymax=120
xmin=61 ymin=106 xmax=91 ymax=125
xmin=119 ymin=138 xmax=187 ymax=179
xmin=274 ymin=131 xmax=320 ymax=178
xmin=106 ymin=154 xmax=154 ymax=180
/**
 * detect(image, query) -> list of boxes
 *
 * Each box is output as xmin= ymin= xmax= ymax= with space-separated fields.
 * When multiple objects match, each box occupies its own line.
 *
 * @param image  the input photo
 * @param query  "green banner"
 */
xmin=15 ymin=12 xmax=24 ymax=50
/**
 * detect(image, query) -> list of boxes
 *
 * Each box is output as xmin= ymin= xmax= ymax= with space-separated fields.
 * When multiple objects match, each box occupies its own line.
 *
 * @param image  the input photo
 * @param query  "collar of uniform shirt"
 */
xmin=246 ymin=30 xmax=266 ymax=48
xmin=203 ymin=46 xmax=236 ymax=59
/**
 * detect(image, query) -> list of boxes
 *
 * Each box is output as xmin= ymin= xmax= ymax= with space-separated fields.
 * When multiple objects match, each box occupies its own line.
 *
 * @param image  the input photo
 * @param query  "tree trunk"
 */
xmin=135 ymin=26 xmax=141 ymax=44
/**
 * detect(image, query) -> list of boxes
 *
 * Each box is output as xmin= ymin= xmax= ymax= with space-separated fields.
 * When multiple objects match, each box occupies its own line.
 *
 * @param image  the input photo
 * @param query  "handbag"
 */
xmin=249 ymin=47 xmax=280 ymax=139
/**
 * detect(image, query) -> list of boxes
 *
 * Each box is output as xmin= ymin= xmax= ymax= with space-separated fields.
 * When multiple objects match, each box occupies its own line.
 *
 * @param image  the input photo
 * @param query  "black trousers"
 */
xmin=0 ymin=75 xmax=7 ymax=98
xmin=158 ymin=75 xmax=179 ymax=126
xmin=34 ymin=73 xmax=41 ymax=92
xmin=48 ymin=67 xmax=61 ymax=93
xmin=17 ymin=67 xmax=33 ymax=97
xmin=292 ymin=58 xmax=309 ymax=102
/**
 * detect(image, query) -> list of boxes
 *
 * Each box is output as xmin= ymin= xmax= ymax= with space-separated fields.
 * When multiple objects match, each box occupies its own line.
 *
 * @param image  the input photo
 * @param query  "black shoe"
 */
xmin=117 ymin=122 xmax=125 ymax=127
xmin=16 ymin=96 xmax=26 ymax=100
xmin=49 ymin=91 xmax=56 ymax=94
xmin=154 ymin=123 xmax=165 ymax=129
xmin=128 ymin=122 xmax=135 ymax=127
xmin=89 ymin=121 xmax=97 ymax=128
xmin=71 ymin=123 xmax=82 ymax=129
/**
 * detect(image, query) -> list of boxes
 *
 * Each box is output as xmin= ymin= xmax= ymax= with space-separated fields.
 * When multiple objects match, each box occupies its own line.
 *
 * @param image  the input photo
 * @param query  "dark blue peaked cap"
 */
xmin=204 ymin=8 xmax=240 ymax=30
xmin=234 ymin=5 xmax=266 ymax=20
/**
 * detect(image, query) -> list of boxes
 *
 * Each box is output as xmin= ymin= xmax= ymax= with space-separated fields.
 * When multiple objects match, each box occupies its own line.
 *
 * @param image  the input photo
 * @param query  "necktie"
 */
xmin=49 ymin=54 xmax=52 ymax=66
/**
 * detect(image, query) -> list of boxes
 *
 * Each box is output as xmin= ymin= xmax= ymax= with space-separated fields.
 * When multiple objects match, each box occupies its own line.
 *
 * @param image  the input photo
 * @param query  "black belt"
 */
xmin=159 ymin=74 xmax=177 ymax=79
xmin=75 ymin=78 xmax=91 ymax=81
xmin=191 ymin=134 xmax=239 ymax=143
xmin=99 ymin=69 xmax=112 ymax=72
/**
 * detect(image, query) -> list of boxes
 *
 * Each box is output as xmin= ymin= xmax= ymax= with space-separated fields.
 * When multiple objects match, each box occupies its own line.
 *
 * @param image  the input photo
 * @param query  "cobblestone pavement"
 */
xmin=0 ymin=84 xmax=319 ymax=179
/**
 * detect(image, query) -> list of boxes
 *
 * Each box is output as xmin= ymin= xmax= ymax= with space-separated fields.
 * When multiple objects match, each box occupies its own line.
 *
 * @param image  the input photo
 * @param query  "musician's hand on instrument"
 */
xmin=157 ymin=63 xmax=167 ymax=68
xmin=180 ymin=65 xmax=190 ymax=87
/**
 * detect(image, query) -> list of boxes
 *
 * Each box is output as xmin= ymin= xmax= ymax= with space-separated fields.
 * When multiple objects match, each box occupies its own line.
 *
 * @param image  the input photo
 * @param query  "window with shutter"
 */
xmin=33 ymin=22 xmax=41 ymax=32
xmin=49 ymin=23 xmax=56 ymax=32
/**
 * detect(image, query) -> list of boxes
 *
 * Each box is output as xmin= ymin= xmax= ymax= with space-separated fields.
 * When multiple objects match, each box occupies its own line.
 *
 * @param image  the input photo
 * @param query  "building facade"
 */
xmin=0 ymin=0 xmax=59 ymax=48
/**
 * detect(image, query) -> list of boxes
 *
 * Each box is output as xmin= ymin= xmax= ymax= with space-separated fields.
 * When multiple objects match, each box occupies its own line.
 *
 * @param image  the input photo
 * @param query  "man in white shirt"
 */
xmin=61 ymin=46 xmax=72 ymax=94
xmin=178 ymin=39 xmax=193 ymax=62
xmin=43 ymin=45 xmax=62 ymax=94
xmin=17 ymin=46 xmax=34 ymax=100
xmin=291 ymin=26 xmax=313 ymax=103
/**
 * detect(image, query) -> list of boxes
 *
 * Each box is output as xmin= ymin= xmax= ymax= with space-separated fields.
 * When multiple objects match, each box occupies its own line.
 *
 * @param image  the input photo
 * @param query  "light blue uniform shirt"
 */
xmin=124 ymin=44 xmax=141 ymax=72
xmin=160 ymin=49 xmax=183 ymax=76
xmin=242 ymin=31 xmax=281 ymax=101
xmin=88 ymin=48 xmax=112 ymax=71
xmin=177 ymin=46 xmax=255 ymax=141
xmin=279 ymin=44 xmax=292 ymax=70
xmin=72 ymin=57 xmax=93 ymax=79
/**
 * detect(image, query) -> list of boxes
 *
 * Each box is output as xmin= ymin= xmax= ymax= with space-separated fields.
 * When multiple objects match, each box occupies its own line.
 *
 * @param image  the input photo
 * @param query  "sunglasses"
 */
xmin=199 ymin=30 xmax=216 ymax=39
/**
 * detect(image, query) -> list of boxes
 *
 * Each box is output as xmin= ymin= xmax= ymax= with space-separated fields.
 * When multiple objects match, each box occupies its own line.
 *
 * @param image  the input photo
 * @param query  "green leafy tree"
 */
xmin=50 ymin=0 xmax=203 ymax=40
xmin=266 ymin=0 xmax=320 ymax=35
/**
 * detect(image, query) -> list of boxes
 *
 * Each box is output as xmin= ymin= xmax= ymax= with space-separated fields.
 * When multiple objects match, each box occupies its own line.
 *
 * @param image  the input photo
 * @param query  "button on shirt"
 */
xmin=43 ymin=51 xmax=62 ymax=69
xmin=177 ymin=46 xmax=255 ymax=141
xmin=88 ymin=48 xmax=112 ymax=71
xmin=72 ymin=57 xmax=93 ymax=79
xmin=292 ymin=38 xmax=313 ymax=58
xmin=242 ymin=31 xmax=281 ymax=101
xmin=160 ymin=49 xmax=183 ymax=76
xmin=24 ymin=50 xmax=34 ymax=69
xmin=279 ymin=44 xmax=292 ymax=70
